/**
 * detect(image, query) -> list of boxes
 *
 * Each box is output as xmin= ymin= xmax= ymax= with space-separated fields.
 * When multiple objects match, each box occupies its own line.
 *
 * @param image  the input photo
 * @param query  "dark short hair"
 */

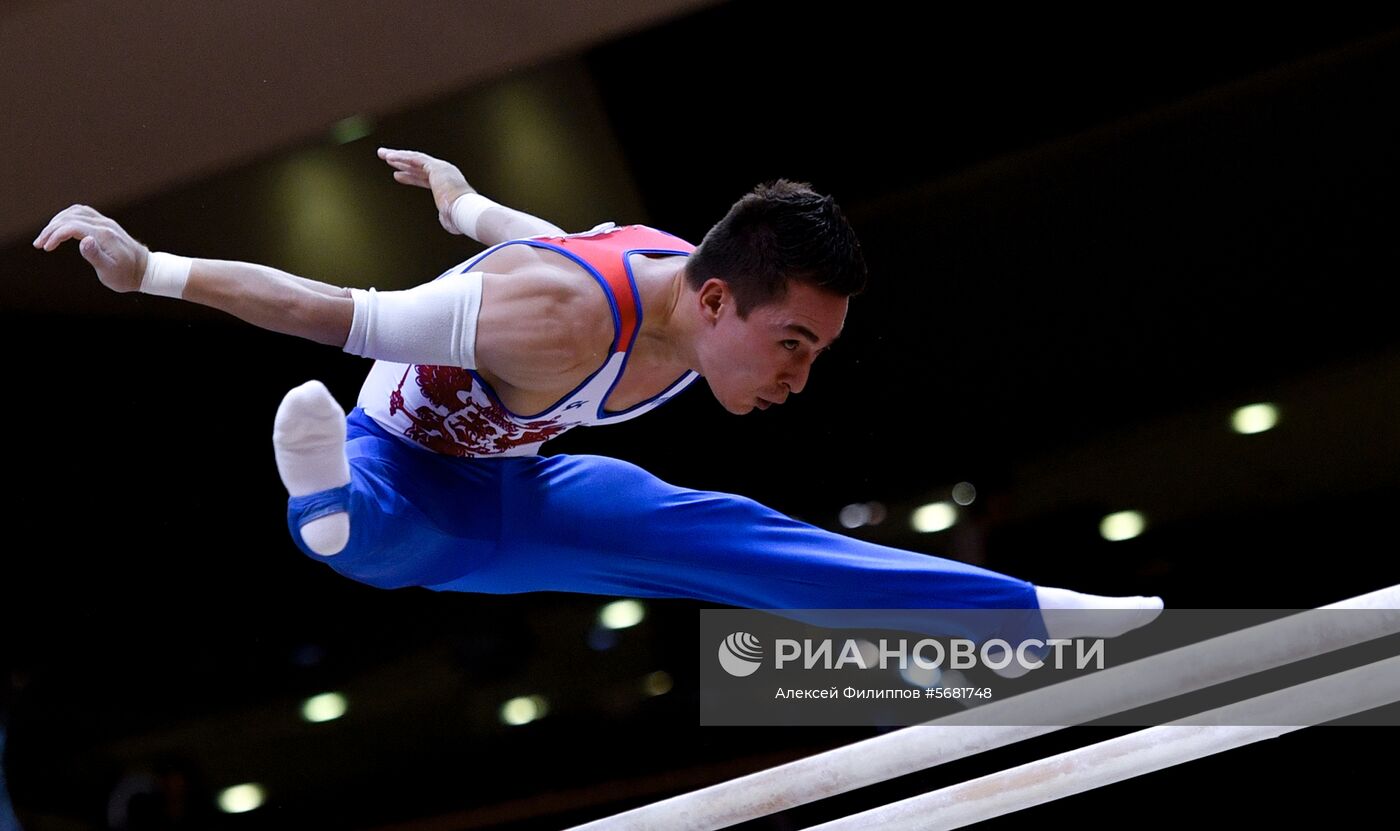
xmin=685 ymin=179 xmax=867 ymax=318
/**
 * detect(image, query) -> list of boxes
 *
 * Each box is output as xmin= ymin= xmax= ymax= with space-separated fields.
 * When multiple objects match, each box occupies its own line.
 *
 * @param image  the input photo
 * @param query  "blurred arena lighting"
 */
xmin=330 ymin=114 xmax=373 ymax=144
xmin=839 ymin=503 xmax=871 ymax=528
xmin=488 ymin=79 xmax=579 ymax=211
xmin=839 ymin=501 xmax=888 ymax=528
xmin=301 ymin=692 xmax=348 ymax=723
xmin=277 ymin=154 xmax=376 ymax=277
xmin=898 ymin=662 xmax=942 ymax=690
xmin=643 ymin=671 xmax=673 ymax=696
xmin=1231 ymin=402 xmax=1280 ymax=434
xmin=599 ymin=599 xmax=645 ymax=630
xmin=938 ymin=669 xmax=982 ymax=708
xmin=853 ymin=639 xmax=879 ymax=668
xmin=951 ymin=482 xmax=977 ymax=506
xmin=500 ymin=694 xmax=550 ymax=726
xmin=938 ymin=669 xmax=971 ymax=691
xmin=911 ymin=501 xmax=958 ymax=533
xmin=1100 ymin=510 xmax=1147 ymax=542
xmin=217 ymin=783 xmax=266 ymax=814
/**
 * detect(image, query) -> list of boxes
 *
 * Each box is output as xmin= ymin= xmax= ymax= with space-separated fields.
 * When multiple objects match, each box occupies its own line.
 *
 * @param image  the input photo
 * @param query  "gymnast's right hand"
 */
xmin=32 ymin=204 xmax=149 ymax=294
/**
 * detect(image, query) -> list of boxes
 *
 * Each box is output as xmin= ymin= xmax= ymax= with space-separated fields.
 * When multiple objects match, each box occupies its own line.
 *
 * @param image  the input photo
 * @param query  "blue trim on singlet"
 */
xmin=602 ymin=368 xmax=700 ymax=420
xmin=595 ymin=248 xmax=701 ymax=420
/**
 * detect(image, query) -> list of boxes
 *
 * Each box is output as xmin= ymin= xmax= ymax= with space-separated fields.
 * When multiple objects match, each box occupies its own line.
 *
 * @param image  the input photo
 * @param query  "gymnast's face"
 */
xmin=696 ymin=279 xmax=847 ymax=415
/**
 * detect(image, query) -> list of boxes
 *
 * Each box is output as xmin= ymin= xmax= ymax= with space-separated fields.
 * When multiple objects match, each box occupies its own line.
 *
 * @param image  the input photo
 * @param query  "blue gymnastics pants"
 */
xmin=286 ymin=408 xmax=1050 ymax=646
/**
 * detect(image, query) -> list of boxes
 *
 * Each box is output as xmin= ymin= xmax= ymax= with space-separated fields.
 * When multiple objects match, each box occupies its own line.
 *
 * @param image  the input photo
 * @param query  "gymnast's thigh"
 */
xmin=438 ymin=453 xmax=1031 ymax=603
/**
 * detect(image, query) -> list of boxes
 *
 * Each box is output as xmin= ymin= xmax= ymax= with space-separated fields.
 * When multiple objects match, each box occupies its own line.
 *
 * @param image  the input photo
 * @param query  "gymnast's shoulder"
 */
xmin=474 ymin=261 xmax=613 ymax=391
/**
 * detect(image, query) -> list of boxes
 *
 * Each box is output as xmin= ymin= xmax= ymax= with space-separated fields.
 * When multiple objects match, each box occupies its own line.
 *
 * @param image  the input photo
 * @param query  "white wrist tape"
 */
xmin=342 ymin=270 xmax=484 ymax=368
xmin=448 ymin=192 xmax=498 ymax=239
xmin=140 ymin=251 xmax=193 ymax=298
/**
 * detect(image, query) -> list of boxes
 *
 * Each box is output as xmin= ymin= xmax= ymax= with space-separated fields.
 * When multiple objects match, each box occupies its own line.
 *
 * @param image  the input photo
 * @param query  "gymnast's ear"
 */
xmin=696 ymin=277 xmax=730 ymax=323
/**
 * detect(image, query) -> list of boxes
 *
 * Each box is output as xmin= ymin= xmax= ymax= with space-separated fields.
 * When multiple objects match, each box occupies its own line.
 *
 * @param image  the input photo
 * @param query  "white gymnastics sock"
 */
xmin=1034 ymin=585 xmax=1165 ymax=640
xmin=987 ymin=587 xmax=1164 ymax=679
xmin=273 ymin=380 xmax=351 ymax=557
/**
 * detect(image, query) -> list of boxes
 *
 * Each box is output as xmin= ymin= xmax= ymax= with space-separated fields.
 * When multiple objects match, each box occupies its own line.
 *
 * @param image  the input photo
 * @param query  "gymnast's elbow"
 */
xmin=290 ymin=287 xmax=356 ymax=348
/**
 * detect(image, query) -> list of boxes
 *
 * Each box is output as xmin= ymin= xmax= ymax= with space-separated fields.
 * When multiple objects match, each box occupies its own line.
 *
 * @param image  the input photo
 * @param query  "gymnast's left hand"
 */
xmin=32 ymin=204 xmax=149 ymax=293
xmin=377 ymin=147 xmax=473 ymax=235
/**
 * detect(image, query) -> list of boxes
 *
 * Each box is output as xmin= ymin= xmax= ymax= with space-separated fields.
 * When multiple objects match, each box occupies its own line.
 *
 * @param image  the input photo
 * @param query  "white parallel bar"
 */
xmin=805 ymin=653 xmax=1400 ymax=830
xmin=568 ymin=584 xmax=1400 ymax=831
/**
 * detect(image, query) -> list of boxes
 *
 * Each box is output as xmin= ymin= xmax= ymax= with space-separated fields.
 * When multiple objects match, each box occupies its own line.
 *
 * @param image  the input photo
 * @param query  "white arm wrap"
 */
xmin=448 ymin=192 xmax=498 ymax=239
xmin=140 ymin=251 xmax=193 ymax=298
xmin=342 ymin=270 xmax=484 ymax=368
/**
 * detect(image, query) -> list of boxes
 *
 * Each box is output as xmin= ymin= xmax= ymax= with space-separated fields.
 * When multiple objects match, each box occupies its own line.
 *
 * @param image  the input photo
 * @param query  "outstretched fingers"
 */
xmin=381 ymin=150 xmax=430 ymax=188
xmin=393 ymin=169 xmax=429 ymax=187
xmin=33 ymin=205 xmax=111 ymax=251
xmin=378 ymin=146 xmax=426 ymax=161
xmin=36 ymin=218 xmax=101 ymax=252
xmin=378 ymin=148 xmax=423 ymax=168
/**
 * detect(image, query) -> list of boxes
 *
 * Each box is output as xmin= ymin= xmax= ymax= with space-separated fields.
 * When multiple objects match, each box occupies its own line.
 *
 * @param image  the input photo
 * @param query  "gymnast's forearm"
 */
xmin=180 ymin=258 xmax=354 ymax=347
xmin=474 ymin=203 xmax=566 ymax=246
xmin=447 ymin=191 xmax=565 ymax=247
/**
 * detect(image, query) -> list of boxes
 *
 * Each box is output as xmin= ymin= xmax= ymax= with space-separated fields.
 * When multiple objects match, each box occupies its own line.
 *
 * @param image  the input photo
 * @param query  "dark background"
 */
xmin=3 ymin=3 xmax=1399 ymax=828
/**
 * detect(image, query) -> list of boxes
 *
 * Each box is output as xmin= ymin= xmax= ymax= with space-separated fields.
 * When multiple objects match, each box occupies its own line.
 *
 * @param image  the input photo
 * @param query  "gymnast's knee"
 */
xmin=285 ymin=502 xmax=402 ymax=590
xmin=286 ymin=488 xmax=484 ymax=591
xmin=285 ymin=481 xmax=376 ymax=569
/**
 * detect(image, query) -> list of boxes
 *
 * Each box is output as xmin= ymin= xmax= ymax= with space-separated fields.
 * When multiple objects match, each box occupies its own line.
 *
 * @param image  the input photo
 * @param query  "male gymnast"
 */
xmin=33 ymin=147 xmax=1163 ymax=670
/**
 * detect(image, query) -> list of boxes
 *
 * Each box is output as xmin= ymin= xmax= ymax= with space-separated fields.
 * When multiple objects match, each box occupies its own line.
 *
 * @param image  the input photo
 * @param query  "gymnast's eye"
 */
xmin=781 ymin=340 xmax=800 ymax=351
